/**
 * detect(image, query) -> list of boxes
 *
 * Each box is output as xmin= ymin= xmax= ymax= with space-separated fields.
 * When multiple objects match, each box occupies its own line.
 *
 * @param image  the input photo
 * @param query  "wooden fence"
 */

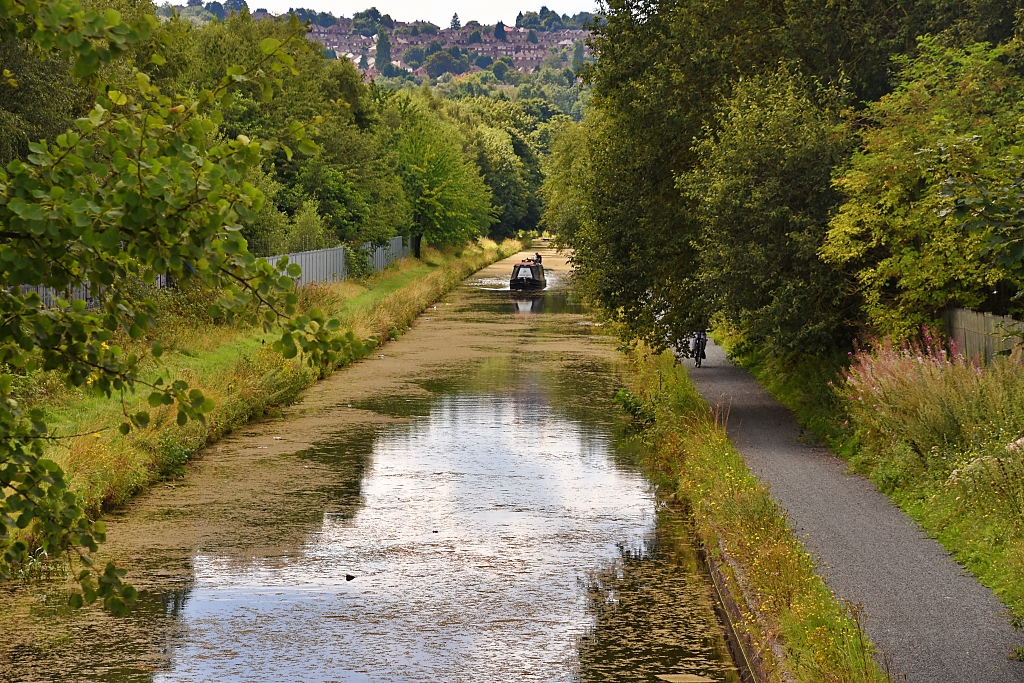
xmin=943 ymin=308 xmax=1024 ymax=363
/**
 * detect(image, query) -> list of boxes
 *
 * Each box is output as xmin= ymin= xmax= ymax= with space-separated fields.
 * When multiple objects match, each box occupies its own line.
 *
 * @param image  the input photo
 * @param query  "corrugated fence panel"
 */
xmin=360 ymin=236 xmax=409 ymax=272
xmin=25 ymin=238 xmax=410 ymax=308
xmin=943 ymin=308 xmax=1024 ymax=363
xmin=266 ymin=245 xmax=348 ymax=287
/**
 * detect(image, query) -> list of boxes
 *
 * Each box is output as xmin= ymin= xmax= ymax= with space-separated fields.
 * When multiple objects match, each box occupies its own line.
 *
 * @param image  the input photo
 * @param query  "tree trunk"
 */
xmin=413 ymin=234 xmax=422 ymax=259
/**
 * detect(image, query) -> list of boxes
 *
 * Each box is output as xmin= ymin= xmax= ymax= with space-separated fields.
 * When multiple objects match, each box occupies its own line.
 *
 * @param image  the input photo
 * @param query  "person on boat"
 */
xmin=534 ymin=252 xmax=543 ymax=264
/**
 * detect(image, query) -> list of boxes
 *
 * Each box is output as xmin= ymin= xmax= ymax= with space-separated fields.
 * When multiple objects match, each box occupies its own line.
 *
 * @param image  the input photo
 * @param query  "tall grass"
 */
xmin=624 ymin=345 xmax=888 ymax=683
xmin=842 ymin=332 xmax=1024 ymax=616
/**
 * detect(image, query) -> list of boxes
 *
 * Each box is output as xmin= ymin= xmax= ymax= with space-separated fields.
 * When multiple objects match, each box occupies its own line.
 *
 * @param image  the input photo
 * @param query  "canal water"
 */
xmin=0 ymin=249 xmax=739 ymax=683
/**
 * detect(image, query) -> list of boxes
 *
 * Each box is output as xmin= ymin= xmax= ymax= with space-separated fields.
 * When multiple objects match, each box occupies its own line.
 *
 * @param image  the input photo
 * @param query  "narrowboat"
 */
xmin=509 ymin=259 xmax=547 ymax=291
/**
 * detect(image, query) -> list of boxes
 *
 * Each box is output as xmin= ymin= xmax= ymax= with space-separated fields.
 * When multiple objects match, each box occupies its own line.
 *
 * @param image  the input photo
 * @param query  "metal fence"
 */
xmin=366 ymin=236 xmax=412 ymax=271
xmin=21 ymin=273 xmax=172 ymax=309
xmin=265 ymin=245 xmax=348 ymax=287
xmin=264 ymin=235 xmax=410 ymax=286
xmin=20 ymin=237 xmax=410 ymax=307
xmin=943 ymin=307 xmax=1024 ymax=363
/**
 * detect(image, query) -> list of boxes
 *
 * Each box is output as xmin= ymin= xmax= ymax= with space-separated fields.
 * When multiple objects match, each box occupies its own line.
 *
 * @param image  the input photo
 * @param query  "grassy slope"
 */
xmin=621 ymin=345 xmax=887 ymax=683
xmin=37 ymin=239 xmax=521 ymax=517
xmin=714 ymin=328 xmax=1024 ymax=624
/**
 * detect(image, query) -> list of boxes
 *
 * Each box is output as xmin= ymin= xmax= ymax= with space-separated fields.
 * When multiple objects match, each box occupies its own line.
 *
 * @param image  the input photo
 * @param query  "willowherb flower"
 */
xmin=1006 ymin=436 xmax=1024 ymax=454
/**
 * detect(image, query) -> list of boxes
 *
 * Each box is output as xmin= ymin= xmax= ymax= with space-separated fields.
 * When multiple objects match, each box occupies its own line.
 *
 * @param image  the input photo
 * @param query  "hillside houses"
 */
xmin=305 ymin=19 xmax=588 ymax=74
xmin=307 ymin=24 xmax=376 ymax=64
xmin=157 ymin=4 xmax=589 ymax=74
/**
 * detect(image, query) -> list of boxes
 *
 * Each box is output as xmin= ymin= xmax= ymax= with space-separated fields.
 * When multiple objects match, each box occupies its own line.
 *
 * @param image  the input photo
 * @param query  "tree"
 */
xmin=572 ymin=39 xmax=584 ymax=69
xmin=206 ymin=1 xmax=225 ymax=20
xmin=473 ymin=126 xmax=530 ymax=238
xmin=395 ymin=107 xmax=492 ymax=256
xmin=492 ymin=59 xmax=508 ymax=80
xmin=0 ymin=4 xmax=360 ymax=613
xmin=527 ymin=29 xmax=537 ymax=44
xmin=359 ymin=52 xmax=368 ymax=70
xmin=0 ymin=39 xmax=89 ymax=168
xmin=423 ymin=50 xmax=460 ymax=78
xmin=821 ymin=39 xmax=1024 ymax=336
xmin=494 ymin=21 xmax=506 ymax=41
xmin=375 ymin=28 xmax=392 ymax=73
xmin=187 ymin=0 xmax=202 ymax=7
xmin=222 ymin=0 xmax=248 ymax=14
xmin=450 ymin=13 xmax=460 ymax=30
xmin=557 ymin=0 xmax=1024 ymax=349
xmin=468 ymin=29 xmax=481 ymax=44
xmin=352 ymin=7 xmax=381 ymax=35
xmin=681 ymin=67 xmax=856 ymax=353
xmin=402 ymin=45 xmax=425 ymax=68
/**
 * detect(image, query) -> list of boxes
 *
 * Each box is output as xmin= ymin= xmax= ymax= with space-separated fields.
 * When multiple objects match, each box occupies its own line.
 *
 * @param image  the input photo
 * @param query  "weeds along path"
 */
xmin=691 ymin=341 xmax=1024 ymax=683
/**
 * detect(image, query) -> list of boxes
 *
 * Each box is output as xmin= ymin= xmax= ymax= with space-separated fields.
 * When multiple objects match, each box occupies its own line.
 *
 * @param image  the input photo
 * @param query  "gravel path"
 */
xmin=689 ymin=341 xmax=1024 ymax=683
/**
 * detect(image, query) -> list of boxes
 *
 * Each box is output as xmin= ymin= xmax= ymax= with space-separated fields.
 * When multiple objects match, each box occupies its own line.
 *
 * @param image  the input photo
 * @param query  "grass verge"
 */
xmin=33 ymin=238 xmax=521 ymax=520
xmin=619 ymin=344 xmax=889 ymax=683
xmin=714 ymin=327 xmax=1024 ymax=627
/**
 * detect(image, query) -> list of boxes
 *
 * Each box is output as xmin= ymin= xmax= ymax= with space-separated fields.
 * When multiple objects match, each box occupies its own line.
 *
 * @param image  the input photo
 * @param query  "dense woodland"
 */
xmin=546 ymin=0 xmax=1024 ymax=352
xmin=0 ymin=3 xmax=579 ymax=265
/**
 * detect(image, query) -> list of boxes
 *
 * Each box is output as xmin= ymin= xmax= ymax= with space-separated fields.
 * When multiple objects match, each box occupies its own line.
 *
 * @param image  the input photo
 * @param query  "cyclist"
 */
xmin=690 ymin=329 xmax=708 ymax=368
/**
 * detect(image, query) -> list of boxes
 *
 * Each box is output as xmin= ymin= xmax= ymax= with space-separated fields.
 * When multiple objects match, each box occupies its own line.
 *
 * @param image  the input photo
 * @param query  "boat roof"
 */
xmin=514 ymin=261 xmax=539 ymax=266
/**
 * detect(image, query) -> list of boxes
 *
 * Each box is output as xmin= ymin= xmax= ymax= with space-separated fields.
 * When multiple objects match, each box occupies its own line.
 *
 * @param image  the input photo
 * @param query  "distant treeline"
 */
xmin=276 ymin=5 xmax=596 ymax=32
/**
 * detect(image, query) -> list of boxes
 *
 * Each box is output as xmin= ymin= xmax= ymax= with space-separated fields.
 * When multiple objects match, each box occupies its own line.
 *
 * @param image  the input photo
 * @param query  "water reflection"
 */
xmin=153 ymin=392 xmax=656 ymax=682
xmin=579 ymin=506 xmax=740 ymax=682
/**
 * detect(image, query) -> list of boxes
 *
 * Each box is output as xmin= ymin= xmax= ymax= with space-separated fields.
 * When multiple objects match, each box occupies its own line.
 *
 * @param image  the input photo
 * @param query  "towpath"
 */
xmin=690 ymin=341 xmax=1024 ymax=683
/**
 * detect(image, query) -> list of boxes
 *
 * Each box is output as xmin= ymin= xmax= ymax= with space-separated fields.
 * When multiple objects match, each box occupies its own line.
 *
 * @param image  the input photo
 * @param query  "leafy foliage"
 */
xmin=822 ymin=38 xmax=1024 ymax=337
xmin=393 ymin=102 xmax=492 ymax=246
xmin=0 ymin=0 xmax=365 ymax=613
xmin=551 ymin=0 xmax=1024 ymax=351
xmin=682 ymin=67 xmax=857 ymax=353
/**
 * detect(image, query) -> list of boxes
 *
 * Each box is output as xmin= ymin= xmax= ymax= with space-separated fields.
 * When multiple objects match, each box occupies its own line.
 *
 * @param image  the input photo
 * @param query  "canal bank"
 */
xmin=0 ymin=248 xmax=741 ymax=682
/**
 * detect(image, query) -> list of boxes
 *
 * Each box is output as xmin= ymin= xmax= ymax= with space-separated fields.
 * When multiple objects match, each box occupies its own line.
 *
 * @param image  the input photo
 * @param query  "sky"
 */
xmin=248 ymin=1 xmax=600 ymax=28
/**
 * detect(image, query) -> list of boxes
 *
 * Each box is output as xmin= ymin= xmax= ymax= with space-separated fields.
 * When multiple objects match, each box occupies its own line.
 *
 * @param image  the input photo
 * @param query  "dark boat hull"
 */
xmin=510 ymin=278 xmax=546 ymax=291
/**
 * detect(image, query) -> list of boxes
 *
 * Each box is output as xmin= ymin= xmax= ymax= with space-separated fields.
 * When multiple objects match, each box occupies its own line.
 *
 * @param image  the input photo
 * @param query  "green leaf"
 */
xmin=260 ymin=37 xmax=282 ymax=54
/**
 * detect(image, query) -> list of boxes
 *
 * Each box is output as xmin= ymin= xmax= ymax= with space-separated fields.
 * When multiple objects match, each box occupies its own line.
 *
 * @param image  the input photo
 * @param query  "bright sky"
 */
xmin=248 ymin=1 xmax=600 ymax=28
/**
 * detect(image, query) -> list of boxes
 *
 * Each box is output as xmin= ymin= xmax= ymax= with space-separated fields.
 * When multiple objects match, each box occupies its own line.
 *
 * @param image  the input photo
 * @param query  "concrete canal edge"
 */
xmin=701 ymin=542 xmax=771 ymax=683
xmin=621 ymin=345 xmax=890 ymax=683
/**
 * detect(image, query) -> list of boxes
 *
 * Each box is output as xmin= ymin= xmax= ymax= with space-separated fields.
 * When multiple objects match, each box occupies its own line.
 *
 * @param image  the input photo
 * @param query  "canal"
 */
xmin=0 ymin=249 xmax=739 ymax=683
